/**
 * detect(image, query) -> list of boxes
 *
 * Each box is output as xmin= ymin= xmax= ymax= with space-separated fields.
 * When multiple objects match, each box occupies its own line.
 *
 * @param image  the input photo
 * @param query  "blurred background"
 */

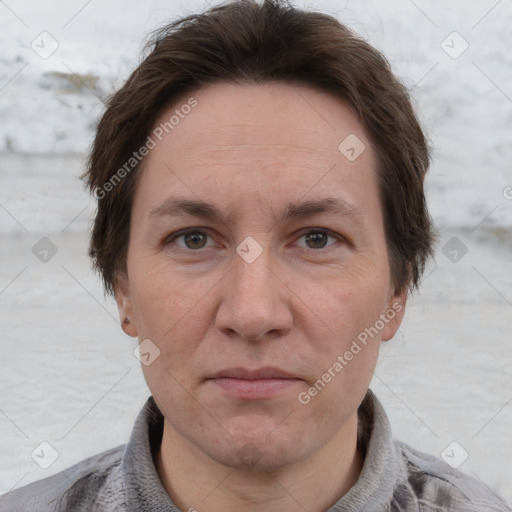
xmin=1 ymin=0 xmax=511 ymax=502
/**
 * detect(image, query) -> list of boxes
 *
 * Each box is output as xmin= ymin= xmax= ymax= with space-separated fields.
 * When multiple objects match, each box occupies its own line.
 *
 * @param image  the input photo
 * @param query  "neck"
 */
xmin=155 ymin=412 xmax=364 ymax=512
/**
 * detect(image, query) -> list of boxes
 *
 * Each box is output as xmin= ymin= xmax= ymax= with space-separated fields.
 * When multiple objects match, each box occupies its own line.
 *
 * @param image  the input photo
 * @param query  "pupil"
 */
xmin=183 ymin=232 xmax=328 ymax=250
xmin=185 ymin=232 xmax=206 ymax=249
xmin=306 ymin=232 xmax=327 ymax=248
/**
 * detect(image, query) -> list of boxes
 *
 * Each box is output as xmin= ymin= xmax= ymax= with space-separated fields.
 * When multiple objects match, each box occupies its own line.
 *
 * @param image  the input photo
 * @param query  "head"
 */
xmin=83 ymin=0 xmax=434 ymax=471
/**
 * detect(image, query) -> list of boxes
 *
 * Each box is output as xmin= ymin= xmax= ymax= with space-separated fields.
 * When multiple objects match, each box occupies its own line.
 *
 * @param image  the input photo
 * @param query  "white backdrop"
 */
xmin=1 ymin=0 xmax=511 ymax=503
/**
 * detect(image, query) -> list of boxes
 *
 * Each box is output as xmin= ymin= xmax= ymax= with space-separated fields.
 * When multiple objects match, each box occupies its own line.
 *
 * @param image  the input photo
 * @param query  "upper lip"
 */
xmin=208 ymin=366 xmax=301 ymax=380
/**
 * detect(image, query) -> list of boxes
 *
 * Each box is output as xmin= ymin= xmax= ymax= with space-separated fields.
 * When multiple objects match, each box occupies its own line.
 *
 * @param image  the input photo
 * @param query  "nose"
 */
xmin=215 ymin=243 xmax=293 ymax=342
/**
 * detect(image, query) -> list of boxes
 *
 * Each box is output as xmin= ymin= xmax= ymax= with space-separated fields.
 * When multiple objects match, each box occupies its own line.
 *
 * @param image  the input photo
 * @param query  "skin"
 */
xmin=115 ymin=81 xmax=407 ymax=512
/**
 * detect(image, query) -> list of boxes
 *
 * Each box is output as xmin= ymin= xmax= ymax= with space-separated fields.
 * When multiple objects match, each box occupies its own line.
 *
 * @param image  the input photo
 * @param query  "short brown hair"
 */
xmin=83 ymin=0 xmax=435 ymax=297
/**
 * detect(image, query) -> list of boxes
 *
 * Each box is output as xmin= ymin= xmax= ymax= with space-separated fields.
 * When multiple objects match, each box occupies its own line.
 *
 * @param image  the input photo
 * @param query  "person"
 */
xmin=1 ymin=0 xmax=510 ymax=510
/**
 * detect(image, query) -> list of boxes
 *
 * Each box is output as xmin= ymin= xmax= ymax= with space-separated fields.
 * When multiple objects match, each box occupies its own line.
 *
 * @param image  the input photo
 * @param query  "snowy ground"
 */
xmin=1 ymin=0 xmax=511 ymax=504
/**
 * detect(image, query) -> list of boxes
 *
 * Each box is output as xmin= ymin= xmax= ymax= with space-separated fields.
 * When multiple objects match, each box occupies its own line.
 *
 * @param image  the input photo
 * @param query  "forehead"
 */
xmin=135 ymin=81 xmax=380 ymax=220
xmin=152 ymin=81 xmax=369 ymax=159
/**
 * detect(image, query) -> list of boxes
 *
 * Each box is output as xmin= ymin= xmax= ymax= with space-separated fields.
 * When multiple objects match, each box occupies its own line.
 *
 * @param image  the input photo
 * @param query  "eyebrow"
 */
xmin=149 ymin=197 xmax=364 ymax=226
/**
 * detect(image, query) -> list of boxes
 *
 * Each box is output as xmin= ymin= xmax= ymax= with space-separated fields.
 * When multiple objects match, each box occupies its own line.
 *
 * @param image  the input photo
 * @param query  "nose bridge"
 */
xmin=233 ymin=241 xmax=275 ymax=300
xmin=217 ymin=236 xmax=289 ymax=341
xmin=232 ymin=238 xmax=276 ymax=308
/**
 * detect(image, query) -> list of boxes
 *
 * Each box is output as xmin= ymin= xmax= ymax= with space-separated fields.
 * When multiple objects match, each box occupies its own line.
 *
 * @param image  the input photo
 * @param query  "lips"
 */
xmin=206 ymin=367 xmax=303 ymax=400
xmin=208 ymin=366 xmax=300 ymax=380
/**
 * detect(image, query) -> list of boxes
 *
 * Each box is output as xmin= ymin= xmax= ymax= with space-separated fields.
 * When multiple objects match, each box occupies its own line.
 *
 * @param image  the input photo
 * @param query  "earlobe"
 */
xmin=381 ymin=289 xmax=407 ymax=342
xmin=114 ymin=277 xmax=139 ymax=338
xmin=121 ymin=315 xmax=138 ymax=337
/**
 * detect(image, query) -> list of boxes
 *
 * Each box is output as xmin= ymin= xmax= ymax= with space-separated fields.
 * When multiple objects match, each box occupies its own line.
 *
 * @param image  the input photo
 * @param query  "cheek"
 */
xmin=129 ymin=258 xmax=213 ymax=355
xmin=302 ymin=260 xmax=390 ymax=368
xmin=132 ymin=266 xmax=214 ymax=395
xmin=297 ymin=276 xmax=386 ymax=421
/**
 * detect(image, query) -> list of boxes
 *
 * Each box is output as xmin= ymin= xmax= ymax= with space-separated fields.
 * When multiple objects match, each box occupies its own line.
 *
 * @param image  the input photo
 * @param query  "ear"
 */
xmin=381 ymin=287 xmax=407 ymax=342
xmin=114 ymin=274 xmax=139 ymax=338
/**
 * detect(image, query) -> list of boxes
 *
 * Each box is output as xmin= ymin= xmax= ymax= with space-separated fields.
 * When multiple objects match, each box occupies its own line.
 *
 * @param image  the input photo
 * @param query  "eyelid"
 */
xmin=163 ymin=227 xmax=216 ymax=249
xmin=293 ymin=227 xmax=345 ymax=249
xmin=163 ymin=227 xmax=346 ymax=251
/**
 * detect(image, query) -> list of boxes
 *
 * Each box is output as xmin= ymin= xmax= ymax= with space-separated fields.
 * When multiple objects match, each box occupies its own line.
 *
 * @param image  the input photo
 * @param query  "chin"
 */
xmin=202 ymin=428 xmax=307 ymax=472
xmin=219 ymin=444 xmax=300 ymax=473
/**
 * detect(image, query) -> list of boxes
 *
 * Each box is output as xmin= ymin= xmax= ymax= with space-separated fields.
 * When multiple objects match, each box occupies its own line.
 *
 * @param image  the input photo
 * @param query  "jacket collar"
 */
xmin=121 ymin=388 xmax=398 ymax=511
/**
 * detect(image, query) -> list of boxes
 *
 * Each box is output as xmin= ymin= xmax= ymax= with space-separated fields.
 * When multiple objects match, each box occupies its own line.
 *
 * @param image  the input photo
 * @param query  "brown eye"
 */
xmin=183 ymin=232 xmax=208 ymax=249
xmin=165 ymin=229 xmax=213 ymax=250
xmin=304 ymin=231 xmax=329 ymax=249
xmin=297 ymin=229 xmax=340 ymax=250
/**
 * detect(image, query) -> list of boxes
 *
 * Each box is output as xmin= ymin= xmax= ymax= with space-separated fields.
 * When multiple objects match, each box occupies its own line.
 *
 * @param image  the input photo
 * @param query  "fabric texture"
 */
xmin=1 ymin=388 xmax=510 ymax=511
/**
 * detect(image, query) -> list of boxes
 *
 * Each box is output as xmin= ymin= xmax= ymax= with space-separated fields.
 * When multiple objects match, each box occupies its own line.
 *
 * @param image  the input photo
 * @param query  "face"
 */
xmin=116 ymin=81 xmax=406 ymax=471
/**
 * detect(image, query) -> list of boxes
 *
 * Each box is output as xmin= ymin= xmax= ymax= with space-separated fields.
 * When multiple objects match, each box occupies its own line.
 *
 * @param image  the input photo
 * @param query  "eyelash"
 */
xmin=163 ymin=227 xmax=345 ymax=252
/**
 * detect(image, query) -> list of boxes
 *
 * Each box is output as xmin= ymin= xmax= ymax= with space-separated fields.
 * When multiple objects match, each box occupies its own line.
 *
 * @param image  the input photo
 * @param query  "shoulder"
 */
xmin=0 ymin=444 xmax=126 ymax=512
xmin=393 ymin=438 xmax=512 ymax=511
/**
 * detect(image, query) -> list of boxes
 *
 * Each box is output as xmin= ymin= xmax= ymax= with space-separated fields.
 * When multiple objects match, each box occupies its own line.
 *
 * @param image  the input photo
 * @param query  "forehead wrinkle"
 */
xmin=190 ymin=143 xmax=331 ymax=154
xmin=175 ymin=144 xmax=341 ymax=175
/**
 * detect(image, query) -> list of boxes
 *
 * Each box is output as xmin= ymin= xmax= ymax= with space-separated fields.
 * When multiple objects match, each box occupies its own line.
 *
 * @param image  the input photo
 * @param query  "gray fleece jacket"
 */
xmin=1 ymin=389 xmax=510 ymax=511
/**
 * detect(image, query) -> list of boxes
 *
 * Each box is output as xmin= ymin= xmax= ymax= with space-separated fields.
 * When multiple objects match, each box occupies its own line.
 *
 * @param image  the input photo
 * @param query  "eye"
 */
xmin=164 ymin=229 xmax=214 ymax=250
xmin=164 ymin=227 xmax=344 ymax=252
xmin=295 ymin=229 xmax=341 ymax=250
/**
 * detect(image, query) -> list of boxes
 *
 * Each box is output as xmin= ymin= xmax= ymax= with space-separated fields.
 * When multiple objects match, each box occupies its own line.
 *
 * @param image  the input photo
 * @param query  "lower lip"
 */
xmin=208 ymin=378 xmax=302 ymax=399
